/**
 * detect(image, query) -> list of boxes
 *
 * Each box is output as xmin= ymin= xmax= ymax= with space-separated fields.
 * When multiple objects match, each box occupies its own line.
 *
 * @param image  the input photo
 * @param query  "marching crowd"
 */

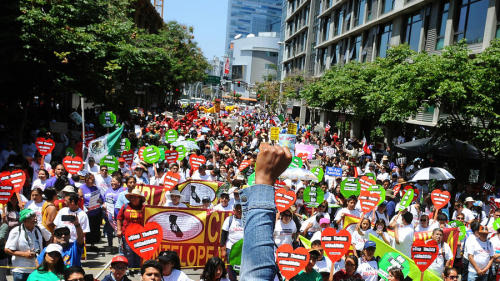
xmin=0 ymin=104 xmax=496 ymax=281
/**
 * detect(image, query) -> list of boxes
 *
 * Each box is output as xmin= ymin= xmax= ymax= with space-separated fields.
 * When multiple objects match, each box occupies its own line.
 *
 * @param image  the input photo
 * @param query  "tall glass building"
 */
xmin=225 ymin=0 xmax=283 ymax=55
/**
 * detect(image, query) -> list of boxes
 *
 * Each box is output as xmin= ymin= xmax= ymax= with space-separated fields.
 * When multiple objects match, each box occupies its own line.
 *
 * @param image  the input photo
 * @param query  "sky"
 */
xmin=162 ymin=0 xmax=228 ymax=59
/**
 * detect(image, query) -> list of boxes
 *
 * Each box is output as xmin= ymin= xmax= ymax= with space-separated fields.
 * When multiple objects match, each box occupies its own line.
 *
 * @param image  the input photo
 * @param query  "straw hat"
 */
xmin=125 ymin=189 xmax=146 ymax=201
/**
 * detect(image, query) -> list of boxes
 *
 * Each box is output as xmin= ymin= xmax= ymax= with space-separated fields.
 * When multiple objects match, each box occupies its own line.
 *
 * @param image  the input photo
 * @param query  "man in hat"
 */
xmin=118 ymin=158 xmax=131 ymax=177
xmin=134 ymin=166 xmax=149 ymax=185
xmin=213 ymin=191 xmax=232 ymax=212
xmin=103 ymin=256 xmax=131 ymax=281
xmin=5 ymin=209 xmax=44 ymax=281
xmin=163 ymin=190 xmax=187 ymax=208
xmin=37 ymin=223 xmax=84 ymax=267
xmin=357 ymin=241 xmax=378 ymax=281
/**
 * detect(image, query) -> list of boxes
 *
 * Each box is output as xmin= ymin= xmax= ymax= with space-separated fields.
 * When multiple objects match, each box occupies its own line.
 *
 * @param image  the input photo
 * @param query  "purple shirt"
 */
xmin=79 ymin=184 xmax=103 ymax=216
xmin=44 ymin=176 xmax=75 ymax=188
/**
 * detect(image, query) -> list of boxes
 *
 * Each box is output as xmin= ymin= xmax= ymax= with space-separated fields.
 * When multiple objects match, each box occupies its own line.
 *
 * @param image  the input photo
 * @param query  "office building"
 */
xmin=225 ymin=0 xmax=283 ymax=55
xmin=282 ymin=0 xmax=499 ymax=78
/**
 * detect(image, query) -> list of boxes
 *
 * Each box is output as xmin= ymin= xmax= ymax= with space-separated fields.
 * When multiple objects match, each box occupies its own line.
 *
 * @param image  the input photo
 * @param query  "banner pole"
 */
xmin=81 ymin=96 xmax=86 ymax=157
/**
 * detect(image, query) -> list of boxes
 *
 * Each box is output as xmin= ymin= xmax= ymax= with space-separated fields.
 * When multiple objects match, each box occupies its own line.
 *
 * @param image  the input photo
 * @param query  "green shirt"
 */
xmin=290 ymin=270 xmax=322 ymax=281
xmin=27 ymin=270 xmax=61 ymax=281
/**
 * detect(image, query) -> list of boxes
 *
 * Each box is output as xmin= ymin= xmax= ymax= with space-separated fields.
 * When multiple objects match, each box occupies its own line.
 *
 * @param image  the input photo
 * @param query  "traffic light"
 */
xmin=237 ymin=81 xmax=241 ymax=87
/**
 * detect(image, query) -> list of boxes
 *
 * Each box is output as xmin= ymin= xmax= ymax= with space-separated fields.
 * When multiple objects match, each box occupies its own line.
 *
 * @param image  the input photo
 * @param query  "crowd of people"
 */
xmin=0 ymin=103 xmax=496 ymax=281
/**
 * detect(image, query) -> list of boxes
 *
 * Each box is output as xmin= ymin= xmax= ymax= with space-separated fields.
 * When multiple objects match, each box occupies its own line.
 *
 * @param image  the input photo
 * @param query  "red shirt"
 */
xmin=117 ymin=204 xmax=144 ymax=229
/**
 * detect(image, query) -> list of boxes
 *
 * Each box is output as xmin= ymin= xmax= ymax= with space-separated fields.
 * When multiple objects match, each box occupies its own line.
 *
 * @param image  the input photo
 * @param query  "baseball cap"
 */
xmin=319 ymin=218 xmax=330 ymax=225
xmin=111 ymin=255 xmax=129 ymax=265
xmin=46 ymin=244 xmax=63 ymax=256
xmin=364 ymin=240 xmax=376 ymax=249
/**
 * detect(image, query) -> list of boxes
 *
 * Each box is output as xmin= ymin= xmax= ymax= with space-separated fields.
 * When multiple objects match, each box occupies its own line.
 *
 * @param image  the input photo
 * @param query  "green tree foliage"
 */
xmin=13 ymin=0 xmax=208 ymax=108
xmin=301 ymin=42 xmax=500 ymax=156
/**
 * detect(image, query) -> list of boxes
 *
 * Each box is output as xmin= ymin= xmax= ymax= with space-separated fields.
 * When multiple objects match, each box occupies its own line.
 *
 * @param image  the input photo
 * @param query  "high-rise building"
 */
xmin=281 ymin=0 xmax=499 ymax=79
xmin=225 ymin=0 xmax=283 ymax=55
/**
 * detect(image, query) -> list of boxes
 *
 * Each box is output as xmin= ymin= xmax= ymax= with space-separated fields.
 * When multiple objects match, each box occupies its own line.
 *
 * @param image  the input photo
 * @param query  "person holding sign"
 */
xmin=388 ymin=211 xmax=414 ymax=257
xmin=427 ymin=228 xmax=452 ymax=276
xmin=464 ymin=222 xmax=499 ymax=281
xmin=79 ymin=174 xmax=104 ymax=251
xmin=289 ymin=249 xmax=322 ymax=281
xmin=334 ymin=195 xmax=361 ymax=229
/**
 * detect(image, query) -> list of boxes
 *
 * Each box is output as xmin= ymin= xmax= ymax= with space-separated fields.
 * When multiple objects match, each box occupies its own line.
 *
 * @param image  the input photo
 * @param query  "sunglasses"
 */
xmin=101 ymin=169 xmax=108 ymax=171
xmin=55 ymin=230 xmax=70 ymax=237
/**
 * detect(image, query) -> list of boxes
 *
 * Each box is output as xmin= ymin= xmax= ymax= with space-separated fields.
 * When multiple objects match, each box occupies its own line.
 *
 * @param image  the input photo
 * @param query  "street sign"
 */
xmin=204 ymin=75 xmax=221 ymax=85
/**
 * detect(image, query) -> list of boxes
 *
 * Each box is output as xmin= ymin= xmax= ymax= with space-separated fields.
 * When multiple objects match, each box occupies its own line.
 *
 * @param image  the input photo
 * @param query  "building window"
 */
xmin=454 ymin=0 xmax=489 ymax=44
xmin=355 ymin=0 xmax=366 ymax=26
xmin=345 ymin=3 xmax=352 ymax=31
xmin=403 ymin=11 xmax=423 ymax=51
xmin=335 ymin=9 xmax=344 ymax=36
xmin=382 ymin=0 xmax=394 ymax=14
xmin=366 ymin=0 xmax=374 ymax=21
xmin=331 ymin=44 xmax=339 ymax=65
xmin=350 ymin=35 xmax=362 ymax=61
xmin=377 ymin=23 xmax=392 ymax=58
xmin=496 ymin=3 xmax=500 ymax=38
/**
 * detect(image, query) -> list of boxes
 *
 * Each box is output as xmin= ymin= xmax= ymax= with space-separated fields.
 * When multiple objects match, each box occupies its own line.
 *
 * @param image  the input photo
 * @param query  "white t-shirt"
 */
xmin=162 ymin=269 xmax=192 ymax=281
xmin=393 ymin=224 xmax=414 ymax=257
xmin=85 ymin=163 xmax=99 ymax=175
xmin=5 ymin=225 xmax=43 ymax=273
xmin=334 ymin=208 xmax=361 ymax=229
xmin=490 ymin=234 xmax=500 ymax=256
xmin=53 ymin=207 xmax=90 ymax=242
xmin=300 ymin=213 xmax=330 ymax=233
xmin=164 ymin=201 xmax=187 ymax=208
xmin=452 ymin=208 xmax=475 ymax=223
xmin=274 ymin=220 xmax=297 ymax=247
xmin=30 ymin=162 xmax=52 ymax=183
xmin=31 ymin=179 xmax=47 ymax=190
xmin=366 ymin=210 xmax=389 ymax=224
xmin=222 ymin=215 xmax=243 ymax=249
xmin=191 ymin=171 xmax=214 ymax=181
xmin=213 ymin=203 xmax=233 ymax=212
xmin=313 ymin=256 xmax=332 ymax=273
xmin=357 ymin=258 xmax=378 ymax=281
xmin=465 ymin=235 xmax=494 ymax=273
xmin=25 ymin=200 xmax=45 ymax=225
xmin=95 ymin=174 xmax=112 ymax=196
xmin=428 ymin=242 xmax=452 ymax=276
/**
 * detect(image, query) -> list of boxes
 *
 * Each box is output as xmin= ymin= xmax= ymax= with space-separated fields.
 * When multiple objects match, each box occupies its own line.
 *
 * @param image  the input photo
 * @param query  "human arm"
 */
xmin=72 ymin=215 xmax=85 ymax=246
xmin=45 ymin=205 xmax=57 ymax=230
xmin=240 ymin=144 xmax=291 ymax=281
xmin=116 ymin=206 xmax=125 ymax=237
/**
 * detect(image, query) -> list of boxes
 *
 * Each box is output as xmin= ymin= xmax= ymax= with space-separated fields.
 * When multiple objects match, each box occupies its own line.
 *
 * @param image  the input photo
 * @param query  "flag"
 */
xmin=414 ymin=228 xmax=459 ymax=264
xmin=369 ymin=234 xmax=442 ymax=281
xmin=86 ymin=125 xmax=124 ymax=162
xmin=363 ymin=136 xmax=371 ymax=154
xmin=273 ymin=116 xmax=281 ymax=125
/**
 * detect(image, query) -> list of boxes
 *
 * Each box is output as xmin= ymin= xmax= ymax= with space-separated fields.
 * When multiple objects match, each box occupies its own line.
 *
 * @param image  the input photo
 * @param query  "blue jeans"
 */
xmin=468 ymin=270 xmax=489 ymax=281
xmin=240 ymin=184 xmax=277 ymax=281
xmin=12 ymin=272 xmax=30 ymax=281
xmin=122 ymin=236 xmax=141 ymax=269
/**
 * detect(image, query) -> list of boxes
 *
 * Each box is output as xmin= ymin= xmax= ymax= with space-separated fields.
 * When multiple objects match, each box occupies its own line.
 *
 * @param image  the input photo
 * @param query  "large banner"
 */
xmin=137 ymin=184 xmax=167 ymax=206
xmin=137 ymin=180 xmax=221 ymax=207
xmin=144 ymin=206 xmax=232 ymax=268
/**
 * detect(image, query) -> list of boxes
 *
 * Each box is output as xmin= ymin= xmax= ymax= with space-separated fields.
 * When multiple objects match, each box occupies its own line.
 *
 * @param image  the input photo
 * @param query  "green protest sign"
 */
xmin=158 ymin=146 xmax=166 ymax=162
xmin=378 ymin=252 xmax=410 ymax=281
xmin=99 ymin=111 xmax=117 ymax=128
xmin=176 ymin=145 xmax=187 ymax=161
xmin=340 ymin=177 xmax=361 ymax=198
xmin=99 ymin=155 xmax=119 ymax=173
xmin=493 ymin=218 xmax=500 ymax=232
xmin=229 ymin=239 xmax=243 ymax=273
xmin=449 ymin=220 xmax=467 ymax=240
xmin=143 ymin=145 xmax=161 ymax=164
xmin=368 ymin=185 xmax=386 ymax=206
xmin=120 ymin=138 xmax=131 ymax=152
xmin=288 ymin=156 xmax=303 ymax=168
xmin=165 ymin=129 xmax=178 ymax=143
xmin=399 ymin=189 xmax=414 ymax=211
xmin=365 ymin=172 xmax=376 ymax=181
xmin=311 ymin=167 xmax=324 ymax=182
xmin=303 ymin=186 xmax=325 ymax=207
xmin=247 ymin=172 xmax=256 ymax=186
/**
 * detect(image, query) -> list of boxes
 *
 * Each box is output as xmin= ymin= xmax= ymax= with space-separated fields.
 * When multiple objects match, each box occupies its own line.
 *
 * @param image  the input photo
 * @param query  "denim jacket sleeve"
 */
xmin=240 ymin=184 xmax=277 ymax=281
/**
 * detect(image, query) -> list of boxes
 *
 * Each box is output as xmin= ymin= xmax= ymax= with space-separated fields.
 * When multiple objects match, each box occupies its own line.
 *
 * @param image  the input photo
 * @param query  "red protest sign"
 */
xmin=0 ymin=170 xmax=26 ymax=192
xmin=189 ymin=155 xmax=206 ymax=172
xmin=321 ymin=228 xmax=351 ymax=263
xmin=138 ymin=146 xmax=146 ymax=161
xmin=62 ymin=156 xmax=84 ymax=174
xmin=297 ymin=153 xmax=308 ymax=163
xmin=0 ymin=185 xmax=15 ymax=205
xmin=276 ymin=244 xmax=309 ymax=280
xmin=165 ymin=150 xmax=179 ymax=164
xmin=275 ymin=188 xmax=296 ymax=212
xmin=238 ymin=159 xmax=252 ymax=171
xmin=275 ymin=180 xmax=287 ymax=189
xmin=411 ymin=239 xmax=439 ymax=272
xmin=35 ymin=137 xmax=55 ymax=156
xmin=124 ymin=222 xmax=163 ymax=260
xmin=359 ymin=176 xmax=376 ymax=192
xmin=404 ymin=185 xmax=419 ymax=203
xmin=163 ymin=171 xmax=181 ymax=191
xmin=431 ymin=189 xmax=451 ymax=210
xmin=121 ymin=150 xmax=134 ymax=167
xmin=359 ymin=189 xmax=381 ymax=214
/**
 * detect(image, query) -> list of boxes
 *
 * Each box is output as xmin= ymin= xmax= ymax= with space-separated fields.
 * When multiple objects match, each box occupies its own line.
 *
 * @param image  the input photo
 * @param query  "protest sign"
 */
xmin=138 ymin=146 xmax=146 ymax=161
xmin=449 ymin=221 xmax=466 ymax=240
xmin=83 ymin=131 xmax=96 ymax=146
xmin=275 ymin=180 xmax=287 ymax=189
xmin=303 ymin=186 xmax=325 ymax=207
xmin=143 ymin=145 xmax=161 ymax=164
xmin=0 ymin=185 xmax=14 ymax=205
xmin=399 ymin=189 xmax=414 ymax=211
xmin=275 ymin=188 xmax=296 ymax=212
xmin=323 ymin=147 xmax=336 ymax=157
xmin=340 ymin=177 xmax=360 ymax=198
xmin=359 ymin=190 xmax=381 ymax=214
xmin=325 ymin=166 xmax=342 ymax=177
xmin=166 ymin=129 xmax=178 ymax=143
xmin=35 ymin=137 xmax=55 ymax=156
xmin=163 ymin=172 xmax=181 ymax=191
xmin=411 ymin=239 xmax=439 ymax=273
xmin=145 ymin=206 xmax=232 ymax=267
xmin=430 ymin=189 xmax=450 ymax=210
xmin=289 ymin=156 xmax=303 ymax=168
xmin=177 ymin=180 xmax=221 ymax=207
xmin=124 ymin=222 xmax=163 ymax=260
xmin=120 ymin=138 xmax=131 ymax=152
xmin=99 ymin=111 xmax=117 ymax=128
xmin=229 ymin=239 xmax=243 ymax=273
xmin=279 ymin=134 xmax=296 ymax=156
xmin=238 ymin=160 xmax=251 ymax=171
xmin=165 ymin=150 xmax=179 ymax=164
xmin=295 ymin=144 xmax=316 ymax=160
xmin=403 ymin=186 xmax=419 ymax=203
xmin=62 ymin=156 xmax=84 ymax=174
xmin=364 ymin=172 xmax=376 ymax=181
xmin=276 ymin=245 xmax=309 ymax=280
xmin=270 ymin=127 xmax=280 ymax=141
xmin=378 ymin=252 xmax=410 ymax=281
xmin=297 ymin=153 xmax=308 ymax=163
xmin=494 ymin=218 xmax=500 ymax=232
xmin=359 ymin=176 xmax=376 ymax=191
xmin=368 ymin=185 xmax=386 ymax=206
xmin=189 ymin=155 xmax=206 ymax=171
xmin=287 ymin=123 xmax=297 ymax=135
xmin=0 ymin=169 xmax=26 ymax=192
xmin=121 ymin=150 xmax=134 ymax=167
xmin=176 ymin=145 xmax=187 ymax=161
xmin=247 ymin=172 xmax=255 ymax=186
xmin=321 ymin=228 xmax=351 ymax=263
xmin=99 ymin=155 xmax=119 ymax=173
xmin=311 ymin=167 xmax=324 ymax=182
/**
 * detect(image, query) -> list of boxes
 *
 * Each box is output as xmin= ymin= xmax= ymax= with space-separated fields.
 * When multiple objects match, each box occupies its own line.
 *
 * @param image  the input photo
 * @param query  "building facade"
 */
xmin=282 ymin=0 xmax=500 ymax=78
xmin=230 ymin=32 xmax=280 ymax=97
xmin=225 ymin=0 xmax=283 ymax=55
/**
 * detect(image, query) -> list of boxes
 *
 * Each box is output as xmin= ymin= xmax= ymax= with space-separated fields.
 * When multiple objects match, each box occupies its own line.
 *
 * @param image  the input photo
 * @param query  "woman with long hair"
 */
xmin=79 ymin=173 xmax=103 ymax=251
xmin=200 ymin=257 xmax=228 ymax=281
xmin=157 ymin=251 xmax=191 ymax=281
xmin=41 ymin=188 xmax=58 ymax=236
xmin=25 ymin=188 xmax=45 ymax=225
xmin=387 ymin=267 xmax=404 ymax=281
xmin=27 ymin=244 xmax=65 ymax=281
xmin=4 ymin=193 xmax=21 ymax=228
xmin=31 ymin=169 xmax=49 ymax=190
xmin=330 ymin=255 xmax=362 ymax=281
xmin=371 ymin=218 xmax=393 ymax=245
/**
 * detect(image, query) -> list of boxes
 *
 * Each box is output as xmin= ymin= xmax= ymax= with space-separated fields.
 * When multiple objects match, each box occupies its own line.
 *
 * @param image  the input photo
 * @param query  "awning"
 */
xmin=239 ymin=97 xmax=257 ymax=102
